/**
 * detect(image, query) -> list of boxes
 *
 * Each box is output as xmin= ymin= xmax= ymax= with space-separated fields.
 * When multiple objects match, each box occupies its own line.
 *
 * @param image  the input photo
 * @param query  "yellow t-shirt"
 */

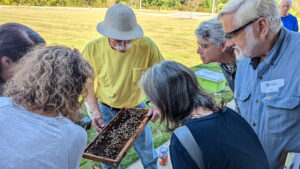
xmin=82 ymin=36 xmax=163 ymax=108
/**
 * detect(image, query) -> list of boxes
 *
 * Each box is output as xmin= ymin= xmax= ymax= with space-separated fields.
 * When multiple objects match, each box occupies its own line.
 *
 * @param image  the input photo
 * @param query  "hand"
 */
xmin=92 ymin=111 xmax=105 ymax=132
xmin=147 ymin=108 xmax=161 ymax=123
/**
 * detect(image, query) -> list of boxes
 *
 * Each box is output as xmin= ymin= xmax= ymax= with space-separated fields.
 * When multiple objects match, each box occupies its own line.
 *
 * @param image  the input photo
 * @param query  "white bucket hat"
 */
xmin=97 ymin=4 xmax=144 ymax=40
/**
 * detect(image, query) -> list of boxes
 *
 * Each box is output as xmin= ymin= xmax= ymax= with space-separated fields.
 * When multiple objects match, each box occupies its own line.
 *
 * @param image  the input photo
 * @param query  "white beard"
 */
xmin=114 ymin=43 xmax=131 ymax=52
xmin=234 ymin=26 xmax=259 ymax=60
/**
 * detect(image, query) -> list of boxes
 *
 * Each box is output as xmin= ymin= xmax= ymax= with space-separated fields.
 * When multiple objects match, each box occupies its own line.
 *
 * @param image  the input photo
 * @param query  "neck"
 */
xmin=0 ymin=69 xmax=9 ymax=81
xmin=29 ymin=108 xmax=59 ymax=117
xmin=259 ymin=30 xmax=281 ymax=60
xmin=189 ymin=107 xmax=213 ymax=119
xmin=280 ymin=12 xmax=289 ymax=17
xmin=220 ymin=50 xmax=236 ymax=64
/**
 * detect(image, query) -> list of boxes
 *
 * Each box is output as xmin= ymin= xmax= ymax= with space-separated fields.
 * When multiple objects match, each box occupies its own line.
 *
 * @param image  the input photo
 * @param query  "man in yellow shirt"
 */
xmin=82 ymin=4 xmax=163 ymax=169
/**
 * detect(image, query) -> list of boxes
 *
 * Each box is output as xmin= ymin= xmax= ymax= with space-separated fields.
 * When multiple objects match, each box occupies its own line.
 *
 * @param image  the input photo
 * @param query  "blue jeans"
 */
xmin=99 ymin=101 xmax=158 ymax=169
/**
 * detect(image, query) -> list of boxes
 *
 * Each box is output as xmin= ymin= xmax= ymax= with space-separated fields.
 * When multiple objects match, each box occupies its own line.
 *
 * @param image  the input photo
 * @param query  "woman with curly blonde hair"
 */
xmin=0 ymin=46 xmax=94 ymax=169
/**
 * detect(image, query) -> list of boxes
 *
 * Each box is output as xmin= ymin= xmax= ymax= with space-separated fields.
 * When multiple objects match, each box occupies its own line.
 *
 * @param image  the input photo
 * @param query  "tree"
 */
xmin=185 ymin=0 xmax=200 ymax=18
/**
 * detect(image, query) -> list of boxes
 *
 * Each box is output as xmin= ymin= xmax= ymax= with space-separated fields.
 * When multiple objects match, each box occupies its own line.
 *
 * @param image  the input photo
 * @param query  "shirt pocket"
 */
xmin=132 ymin=68 xmax=146 ymax=83
xmin=235 ymin=90 xmax=251 ymax=119
xmin=262 ymin=96 xmax=300 ymax=136
xmin=97 ymin=72 xmax=111 ymax=88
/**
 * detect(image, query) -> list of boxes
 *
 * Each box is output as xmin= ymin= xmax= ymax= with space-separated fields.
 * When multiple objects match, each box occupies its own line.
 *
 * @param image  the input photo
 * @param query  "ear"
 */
xmin=220 ymin=42 xmax=227 ymax=53
xmin=1 ymin=56 xmax=13 ymax=67
xmin=255 ymin=17 xmax=269 ymax=39
xmin=108 ymin=38 xmax=115 ymax=48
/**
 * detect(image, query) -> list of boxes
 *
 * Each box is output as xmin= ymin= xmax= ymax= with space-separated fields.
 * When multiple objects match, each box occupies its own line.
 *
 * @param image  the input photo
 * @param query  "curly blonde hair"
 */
xmin=4 ymin=45 xmax=94 ymax=122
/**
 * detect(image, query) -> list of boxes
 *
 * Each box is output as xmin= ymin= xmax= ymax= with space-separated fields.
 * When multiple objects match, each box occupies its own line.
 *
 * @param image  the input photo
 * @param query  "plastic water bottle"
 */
xmin=159 ymin=145 xmax=169 ymax=165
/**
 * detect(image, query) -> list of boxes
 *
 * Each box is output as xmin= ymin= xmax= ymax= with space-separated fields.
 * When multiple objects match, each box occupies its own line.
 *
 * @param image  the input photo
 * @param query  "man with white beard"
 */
xmin=219 ymin=0 xmax=300 ymax=168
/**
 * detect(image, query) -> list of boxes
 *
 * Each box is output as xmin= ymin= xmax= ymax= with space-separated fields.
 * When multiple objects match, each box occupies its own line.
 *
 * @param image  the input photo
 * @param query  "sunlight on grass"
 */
xmin=0 ymin=7 xmax=205 ymax=67
xmin=0 ymin=7 xmax=233 ymax=169
xmin=79 ymin=63 xmax=233 ymax=169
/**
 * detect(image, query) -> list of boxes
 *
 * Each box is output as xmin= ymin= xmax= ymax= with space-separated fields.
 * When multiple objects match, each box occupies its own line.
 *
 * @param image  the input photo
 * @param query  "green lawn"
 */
xmin=79 ymin=109 xmax=172 ymax=169
xmin=0 ymin=7 xmax=234 ymax=169
xmin=79 ymin=63 xmax=233 ymax=169
xmin=0 ymin=6 xmax=204 ymax=67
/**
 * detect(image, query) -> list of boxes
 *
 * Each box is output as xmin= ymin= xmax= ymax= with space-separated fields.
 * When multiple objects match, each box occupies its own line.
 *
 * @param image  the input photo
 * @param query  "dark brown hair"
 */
xmin=0 ymin=23 xmax=45 ymax=73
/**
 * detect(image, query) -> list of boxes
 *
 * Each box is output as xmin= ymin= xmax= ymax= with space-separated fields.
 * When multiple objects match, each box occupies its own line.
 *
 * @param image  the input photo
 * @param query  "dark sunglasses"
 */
xmin=224 ymin=18 xmax=259 ymax=39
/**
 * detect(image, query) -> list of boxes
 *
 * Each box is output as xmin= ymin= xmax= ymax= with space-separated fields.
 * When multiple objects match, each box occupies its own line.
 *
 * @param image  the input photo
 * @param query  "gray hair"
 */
xmin=195 ymin=18 xmax=227 ymax=47
xmin=140 ymin=61 xmax=223 ymax=131
xmin=218 ymin=0 xmax=282 ymax=34
xmin=280 ymin=0 xmax=292 ymax=4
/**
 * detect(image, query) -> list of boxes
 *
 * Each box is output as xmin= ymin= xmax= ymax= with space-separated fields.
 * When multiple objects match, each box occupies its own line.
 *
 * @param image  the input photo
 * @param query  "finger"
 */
xmin=153 ymin=111 xmax=161 ymax=122
xmin=94 ymin=113 xmax=105 ymax=128
xmin=151 ymin=113 xmax=159 ymax=122
xmin=146 ymin=108 xmax=153 ymax=117
xmin=96 ymin=117 xmax=104 ymax=127
xmin=92 ymin=121 xmax=102 ymax=132
xmin=151 ymin=117 xmax=158 ymax=123
xmin=151 ymin=116 xmax=158 ymax=122
xmin=99 ymin=121 xmax=105 ymax=128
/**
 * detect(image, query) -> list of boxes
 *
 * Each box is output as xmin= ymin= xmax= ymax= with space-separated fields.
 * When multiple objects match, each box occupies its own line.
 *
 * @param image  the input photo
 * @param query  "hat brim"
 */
xmin=97 ymin=21 xmax=144 ymax=40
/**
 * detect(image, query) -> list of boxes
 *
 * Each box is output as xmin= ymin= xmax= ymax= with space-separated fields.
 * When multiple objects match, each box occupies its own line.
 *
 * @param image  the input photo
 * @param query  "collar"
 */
xmin=263 ymin=27 xmax=287 ymax=67
xmin=250 ymin=27 xmax=287 ymax=70
xmin=250 ymin=57 xmax=260 ymax=70
xmin=184 ymin=112 xmax=220 ymax=125
xmin=219 ymin=62 xmax=237 ymax=74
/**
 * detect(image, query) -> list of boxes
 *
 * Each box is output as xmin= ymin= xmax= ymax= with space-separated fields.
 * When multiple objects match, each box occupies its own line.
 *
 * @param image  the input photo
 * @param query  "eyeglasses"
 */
xmin=198 ymin=43 xmax=209 ymax=49
xmin=111 ymin=39 xmax=133 ymax=46
xmin=224 ymin=18 xmax=259 ymax=39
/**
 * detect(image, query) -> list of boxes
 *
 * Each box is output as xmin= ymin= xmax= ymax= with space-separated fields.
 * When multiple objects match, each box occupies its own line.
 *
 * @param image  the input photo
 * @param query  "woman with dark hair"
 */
xmin=140 ymin=61 xmax=269 ymax=169
xmin=0 ymin=46 xmax=93 ymax=169
xmin=0 ymin=23 xmax=45 ymax=95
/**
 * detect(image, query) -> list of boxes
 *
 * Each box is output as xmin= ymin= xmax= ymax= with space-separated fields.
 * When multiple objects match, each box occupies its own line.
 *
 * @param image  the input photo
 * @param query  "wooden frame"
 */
xmin=82 ymin=108 xmax=149 ymax=168
xmin=279 ymin=151 xmax=288 ymax=166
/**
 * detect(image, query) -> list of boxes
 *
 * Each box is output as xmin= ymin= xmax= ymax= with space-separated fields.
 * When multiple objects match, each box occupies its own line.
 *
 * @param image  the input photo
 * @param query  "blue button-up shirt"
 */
xmin=235 ymin=27 xmax=300 ymax=169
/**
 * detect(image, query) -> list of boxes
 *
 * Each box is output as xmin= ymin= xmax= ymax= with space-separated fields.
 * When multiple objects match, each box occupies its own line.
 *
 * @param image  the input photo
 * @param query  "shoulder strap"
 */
xmin=174 ymin=126 xmax=205 ymax=169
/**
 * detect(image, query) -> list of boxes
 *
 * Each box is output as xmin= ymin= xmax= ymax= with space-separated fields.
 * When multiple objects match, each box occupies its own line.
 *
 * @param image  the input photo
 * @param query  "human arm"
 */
xmin=86 ymin=85 xmax=105 ymax=132
xmin=68 ymin=126 xmax=87 ymax=169
xmin=82 ymin=44 xmax=105 ymax=132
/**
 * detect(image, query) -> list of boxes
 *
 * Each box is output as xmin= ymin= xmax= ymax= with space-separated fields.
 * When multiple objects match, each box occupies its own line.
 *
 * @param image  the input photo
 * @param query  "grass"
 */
xmin=79 ymin=63 xmax=233 ymax=169
xmin=0 ymin=7 xmax=233 ymax=169
xmin=79 ymin=113 xmax=172 ymax=169
xmin=190 ymin=63 xmax=234 ymax=104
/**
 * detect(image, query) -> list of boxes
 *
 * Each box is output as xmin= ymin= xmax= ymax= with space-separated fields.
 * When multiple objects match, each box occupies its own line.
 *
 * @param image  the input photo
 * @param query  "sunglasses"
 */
xmin=111 ymin=39 xmax=133 ymax=46
xmin=224 ymin=18 xmax=260 ymax=39
xmin=198 ymin=43 xmax=209 ymax=49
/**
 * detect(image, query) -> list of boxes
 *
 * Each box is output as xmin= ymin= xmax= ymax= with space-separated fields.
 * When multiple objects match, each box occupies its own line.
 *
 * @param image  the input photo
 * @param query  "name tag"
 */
xmin=260 ymin=79 xmax=284 ymax=93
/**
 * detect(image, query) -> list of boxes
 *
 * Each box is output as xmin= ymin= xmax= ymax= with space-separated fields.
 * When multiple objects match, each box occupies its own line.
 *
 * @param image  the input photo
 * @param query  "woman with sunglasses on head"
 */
xmin=140 ymin=60 xmax=269 ymax=169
